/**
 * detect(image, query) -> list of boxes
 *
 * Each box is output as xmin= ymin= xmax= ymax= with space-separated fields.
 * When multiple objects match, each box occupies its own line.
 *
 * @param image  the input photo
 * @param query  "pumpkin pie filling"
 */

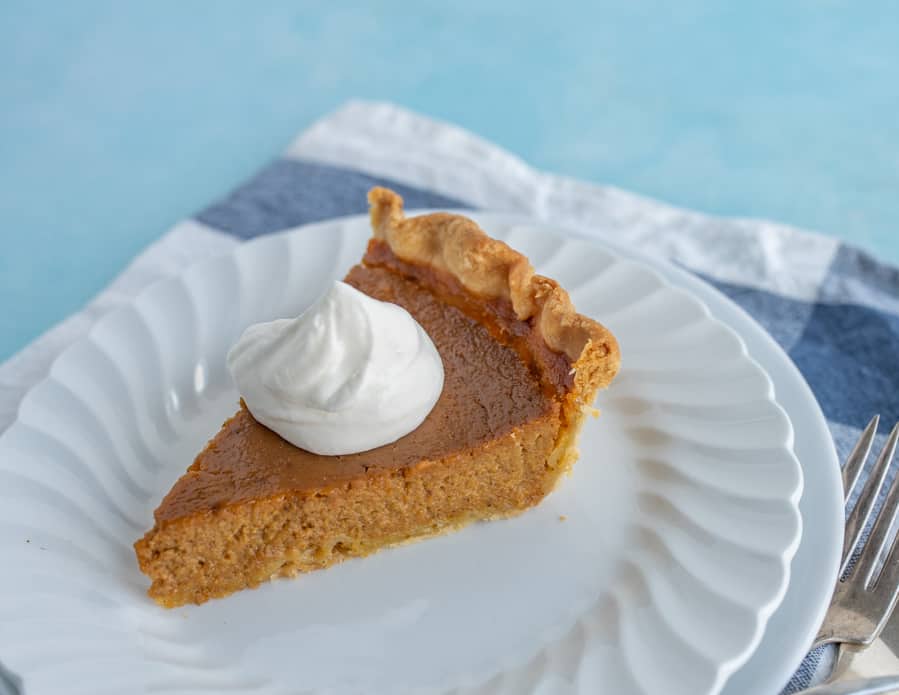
xmin=155 ymin=258 xmax=558 ymax=521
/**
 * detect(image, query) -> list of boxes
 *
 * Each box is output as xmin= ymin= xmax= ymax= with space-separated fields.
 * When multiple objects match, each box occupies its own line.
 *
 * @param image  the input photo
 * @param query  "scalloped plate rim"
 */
xmin=457 ymin=211 xmax=840 ymax=695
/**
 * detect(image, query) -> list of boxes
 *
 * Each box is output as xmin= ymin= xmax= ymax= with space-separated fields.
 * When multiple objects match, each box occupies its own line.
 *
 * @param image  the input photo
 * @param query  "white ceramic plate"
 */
xmin=0 ymin=214 xmax=818 ymax=695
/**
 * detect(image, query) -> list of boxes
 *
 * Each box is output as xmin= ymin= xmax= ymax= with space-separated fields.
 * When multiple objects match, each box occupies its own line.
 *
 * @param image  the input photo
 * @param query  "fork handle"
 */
xmin=799 ymin=675 xmax=899 ymax=694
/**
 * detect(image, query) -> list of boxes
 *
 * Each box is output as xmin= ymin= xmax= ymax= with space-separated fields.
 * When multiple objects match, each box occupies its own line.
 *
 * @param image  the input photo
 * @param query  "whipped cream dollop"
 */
xmin=226 ymin=281 xmax=444 ymax=455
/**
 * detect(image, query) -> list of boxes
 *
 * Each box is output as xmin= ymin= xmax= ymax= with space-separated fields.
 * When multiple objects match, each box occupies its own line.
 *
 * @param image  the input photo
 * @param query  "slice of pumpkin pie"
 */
xmin=135 ymin=187 xmax=620 ymax=607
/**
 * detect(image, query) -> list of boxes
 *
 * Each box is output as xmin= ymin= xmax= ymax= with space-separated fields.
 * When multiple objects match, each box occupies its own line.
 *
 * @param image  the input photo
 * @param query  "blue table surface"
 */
xmin=2 ymin=1 xmax=898 ymax=362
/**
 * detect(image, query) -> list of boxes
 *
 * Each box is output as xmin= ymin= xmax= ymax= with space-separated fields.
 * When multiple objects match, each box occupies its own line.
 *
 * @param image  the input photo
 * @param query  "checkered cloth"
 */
xmin=2 ymin=101 xmax=897 ymax=695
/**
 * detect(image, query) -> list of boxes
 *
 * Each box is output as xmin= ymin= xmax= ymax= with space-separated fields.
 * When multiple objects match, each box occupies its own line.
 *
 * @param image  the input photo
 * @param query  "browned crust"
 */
xmin=368 ymin=187 xmax=620 ymax=398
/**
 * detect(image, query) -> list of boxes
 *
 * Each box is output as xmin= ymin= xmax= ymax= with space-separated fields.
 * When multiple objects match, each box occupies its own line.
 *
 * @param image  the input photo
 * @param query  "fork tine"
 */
xmin=872 ymin=516 xmax=899 ymax=596
xmin=843 ymin=415 xmax=880 ymax=504
xmin=842 ymin=422 xmax=899 ymax=576
xmin=859 ymin=423 xmax=899 ymax=588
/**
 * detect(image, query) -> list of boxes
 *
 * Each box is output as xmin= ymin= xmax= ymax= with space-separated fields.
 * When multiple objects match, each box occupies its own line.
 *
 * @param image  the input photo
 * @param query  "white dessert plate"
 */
xmin=0 ymin=212 xmax=839 ymax=695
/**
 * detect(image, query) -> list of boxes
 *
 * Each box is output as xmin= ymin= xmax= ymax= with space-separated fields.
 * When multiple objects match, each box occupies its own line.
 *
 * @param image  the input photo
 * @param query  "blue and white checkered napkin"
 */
xmin=2 ymin=101 xmax=897 ymax=694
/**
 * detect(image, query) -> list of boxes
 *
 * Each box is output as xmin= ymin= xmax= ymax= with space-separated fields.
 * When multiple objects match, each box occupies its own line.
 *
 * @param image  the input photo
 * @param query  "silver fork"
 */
xmin=799 ymin=415 xmax=899 ymax=694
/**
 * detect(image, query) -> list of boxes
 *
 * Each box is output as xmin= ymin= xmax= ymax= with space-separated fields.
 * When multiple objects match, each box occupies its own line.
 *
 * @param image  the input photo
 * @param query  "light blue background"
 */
xmin=2 ymin=1 xmax=898 ymax=361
